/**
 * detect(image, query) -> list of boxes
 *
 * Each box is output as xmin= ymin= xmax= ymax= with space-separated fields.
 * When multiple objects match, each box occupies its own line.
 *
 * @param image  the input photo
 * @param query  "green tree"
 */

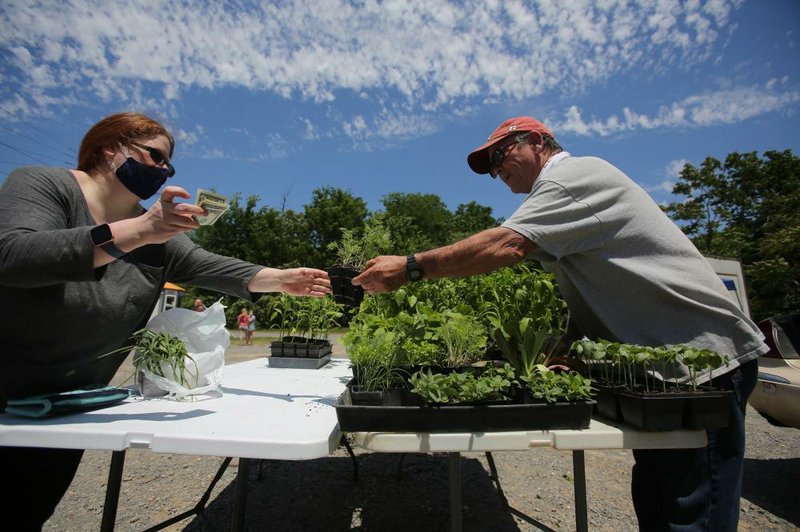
xmin=379 ymin=192 xmax=454 ymax=254
xmin=303 ymin=187 xmax=368 ymax=267
xmin=664 ymin=150 xmax=800 ymax=320
xmin=451 ymin=201 xmax=500 ymax=241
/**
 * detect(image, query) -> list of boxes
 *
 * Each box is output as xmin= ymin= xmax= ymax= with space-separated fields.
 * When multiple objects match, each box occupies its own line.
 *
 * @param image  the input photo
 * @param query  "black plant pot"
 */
xmin=617 ymin=389 xmax=686 ymax=431
xmin=681 ymin=387 xmax=733 ymax=430
xmin=270 ymin=338 xmax=332 ymax=359
xmin=592 ymin=382 xmax=624 ymax=422
xmin=328 ymin=266 xmax=364 ymax=308
xmin=349 ymin=384 xmax=384 ymax=406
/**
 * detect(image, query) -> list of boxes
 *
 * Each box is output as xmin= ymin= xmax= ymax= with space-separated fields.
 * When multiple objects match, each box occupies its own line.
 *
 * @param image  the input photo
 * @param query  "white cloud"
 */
xmin=1 ymin=0 xmax=748 ymax=116
xmin=553 ymin=84 xmax=800 ymax=136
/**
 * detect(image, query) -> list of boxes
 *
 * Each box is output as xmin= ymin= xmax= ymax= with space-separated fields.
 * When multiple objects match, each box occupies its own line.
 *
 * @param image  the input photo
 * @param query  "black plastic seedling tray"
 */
xmin=335 ymin=388 xmax=595 ymax=433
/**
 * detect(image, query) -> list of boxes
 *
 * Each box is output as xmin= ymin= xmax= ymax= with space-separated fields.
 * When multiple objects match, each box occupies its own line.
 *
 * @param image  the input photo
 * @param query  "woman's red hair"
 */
xmin=77 ymin=112 xmax=175 ymax=172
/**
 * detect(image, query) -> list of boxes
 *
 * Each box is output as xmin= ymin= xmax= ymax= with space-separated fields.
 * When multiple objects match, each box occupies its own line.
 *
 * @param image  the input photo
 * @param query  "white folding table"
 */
xmin=2 ymin=358 xmax=709 ymax=532
xmin=351 ymin=419 xmax=708 ymax=532
xmin=0 ymin=358 xmax=353 ymax=531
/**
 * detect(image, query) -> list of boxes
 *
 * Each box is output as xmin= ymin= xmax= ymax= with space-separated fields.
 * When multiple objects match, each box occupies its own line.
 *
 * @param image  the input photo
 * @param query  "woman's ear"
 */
xmin=101 ymin=143 xmax=118 ymax=160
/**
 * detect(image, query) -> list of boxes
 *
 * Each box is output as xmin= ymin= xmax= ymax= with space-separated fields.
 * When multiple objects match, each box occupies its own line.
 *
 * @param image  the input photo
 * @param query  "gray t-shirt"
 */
xmin=0 ymin=166 xmax=264 ymax=398
xmin=502 ymin=155 xmax=768 ymax=383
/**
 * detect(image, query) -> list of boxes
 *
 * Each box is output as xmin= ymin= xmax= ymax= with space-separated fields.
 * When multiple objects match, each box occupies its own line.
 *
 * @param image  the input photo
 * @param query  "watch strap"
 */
xmin=100 ymin=241 xmax=127 ymax=259
xmin=405 ymin=254 xmax=424 ymax=281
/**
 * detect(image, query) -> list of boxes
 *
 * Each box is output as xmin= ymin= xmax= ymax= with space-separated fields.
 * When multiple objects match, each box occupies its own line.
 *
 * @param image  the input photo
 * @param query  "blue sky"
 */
xmin=1 ymin=0 xmax=798 ymax=221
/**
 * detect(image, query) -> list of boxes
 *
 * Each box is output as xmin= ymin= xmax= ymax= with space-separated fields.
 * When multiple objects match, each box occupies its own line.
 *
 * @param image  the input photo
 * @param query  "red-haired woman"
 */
xmin=0 ymin=112 xmax=331 ymax=528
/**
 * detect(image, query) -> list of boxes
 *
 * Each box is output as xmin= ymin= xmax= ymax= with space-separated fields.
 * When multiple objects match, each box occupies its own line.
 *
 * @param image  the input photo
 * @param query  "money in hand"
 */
xmin=195 ymin=188 xmax=230 ymax=226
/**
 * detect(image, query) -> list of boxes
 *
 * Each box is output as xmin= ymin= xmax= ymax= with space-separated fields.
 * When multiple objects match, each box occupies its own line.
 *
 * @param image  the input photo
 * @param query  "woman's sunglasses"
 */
xmin=128 ymin=141 xmax=171 ymax=167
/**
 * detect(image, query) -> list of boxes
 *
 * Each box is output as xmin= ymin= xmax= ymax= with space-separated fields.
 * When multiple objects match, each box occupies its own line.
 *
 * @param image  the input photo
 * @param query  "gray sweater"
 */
xmin=0 ymin=166 xmax=263 ymax=398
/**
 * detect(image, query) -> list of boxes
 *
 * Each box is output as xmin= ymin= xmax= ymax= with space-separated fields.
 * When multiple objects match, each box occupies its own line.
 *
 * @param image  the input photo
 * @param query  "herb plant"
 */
xmin=132 ymin=329 xmax=197 ymax=388
xmin=327 ymin=217 xmax=393 ymax=271
xmin=409 ymin=363 xmax=517 ymax=404
xmin=520 ymin=366 xmax=593 ymax=404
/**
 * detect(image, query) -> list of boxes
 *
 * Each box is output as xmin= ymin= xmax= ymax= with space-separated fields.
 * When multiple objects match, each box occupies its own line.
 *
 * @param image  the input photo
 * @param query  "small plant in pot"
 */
xmin=268 ymin=294 xmax=343 ymax=368
xmin=571 ymin=339 xmax=732 ymax=430
xmin=343 ymin=327 xmax=407 ymax=405
xmin=327 ymin=217 xmax=393 ymax=308
xmin=131 ymin=329 xmax=197 ymax=397
xmin=409 ymin=363 xmax=517 ymax=405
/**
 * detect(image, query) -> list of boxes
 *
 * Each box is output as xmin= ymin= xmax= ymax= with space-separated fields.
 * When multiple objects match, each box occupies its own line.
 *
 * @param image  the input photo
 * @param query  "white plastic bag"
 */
xmin=139 ymin=300 xmax=230 ymax=400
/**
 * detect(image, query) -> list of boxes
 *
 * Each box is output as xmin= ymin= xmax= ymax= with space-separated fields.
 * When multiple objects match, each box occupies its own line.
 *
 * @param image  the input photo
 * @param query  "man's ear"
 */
xmin=526 ymin=131 xmax=544 ymax=149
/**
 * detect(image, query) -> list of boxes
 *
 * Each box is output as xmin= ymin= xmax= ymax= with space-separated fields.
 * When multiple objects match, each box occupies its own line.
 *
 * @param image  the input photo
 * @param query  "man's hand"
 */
xmin=351 ymin=255 xmax=407 ymax=294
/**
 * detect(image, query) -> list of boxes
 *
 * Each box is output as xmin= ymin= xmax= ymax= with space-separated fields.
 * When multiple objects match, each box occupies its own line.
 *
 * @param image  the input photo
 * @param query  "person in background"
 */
xmin=352 ymin=116 xmax=768 ymax=532
xmin=193 ymin=298 xmax=206 ymax=312
xmin=238 ymin=307 xmax=251 ymax=346
xmin=247 ymin=309 xmax=256 ymax=345
xmin=0 ymin=112 xmax=331 ymax=530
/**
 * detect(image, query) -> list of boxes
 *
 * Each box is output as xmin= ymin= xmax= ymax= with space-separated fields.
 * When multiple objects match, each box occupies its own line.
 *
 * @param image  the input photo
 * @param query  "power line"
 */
xmin=0 ymin=141 xmax=69 ymax=166
xmin=0 ymin=123 xmax=75 ymax=160
xmin=0 ymin=103 xmax=78 ymax=155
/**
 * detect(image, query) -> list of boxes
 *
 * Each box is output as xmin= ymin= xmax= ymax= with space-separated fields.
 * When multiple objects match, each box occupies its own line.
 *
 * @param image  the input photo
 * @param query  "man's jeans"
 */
xmin=631 ymin=359 xmax=758 ymax=532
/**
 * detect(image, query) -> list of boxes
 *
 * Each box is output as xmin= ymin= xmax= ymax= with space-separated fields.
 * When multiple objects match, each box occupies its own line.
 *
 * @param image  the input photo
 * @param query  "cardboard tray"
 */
xmin=335 ymin=388 xmax=595 ymax=433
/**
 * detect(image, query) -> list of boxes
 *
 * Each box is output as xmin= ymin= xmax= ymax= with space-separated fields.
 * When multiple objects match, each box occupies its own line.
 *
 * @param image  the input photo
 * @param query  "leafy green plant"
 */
xmin=436 ymin=310 xmax=488 ymax=366
xmin=570 ymin=339 xmax=729 ymax=392
xmin=409 ymin=364 xmax=517 ymax=404
xmin=520 ymin=366 xmax=593 ymax=404
xmin=131 ymin=329 xmax=198 ymax=388
xmin=327 ymin=217 xmax=393 ymax=270
xmin=484 ymin=276 xmax=567 ymax=379
xmin=269 ymin=293 xmax=344 ymax=341
xmin=344 ymin=327 xmax=406 ymax=391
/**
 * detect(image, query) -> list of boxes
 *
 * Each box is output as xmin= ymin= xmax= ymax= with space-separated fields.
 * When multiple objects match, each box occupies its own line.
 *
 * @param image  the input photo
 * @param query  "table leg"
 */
xmin=572 ymin=450 xmax=588 ymax=532
xmin=101 ymin=450 xmax=126 ymax=532
xmin=448 ymin=452 xmax=462 ymax=532
xmin=230 ymin=457 xmax=251 ymax=532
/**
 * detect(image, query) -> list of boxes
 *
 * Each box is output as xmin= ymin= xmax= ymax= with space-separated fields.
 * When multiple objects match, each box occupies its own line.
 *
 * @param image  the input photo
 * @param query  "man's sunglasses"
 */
xmin=128 ymin=141 xmax=171 ymax=167
xmin=488 ymin=133 xmax=530 ymax=178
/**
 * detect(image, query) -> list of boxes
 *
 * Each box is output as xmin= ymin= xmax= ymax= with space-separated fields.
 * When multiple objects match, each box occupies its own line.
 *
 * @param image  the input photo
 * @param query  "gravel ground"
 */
xmin=43 ymin=339 xmax=800 ymax=531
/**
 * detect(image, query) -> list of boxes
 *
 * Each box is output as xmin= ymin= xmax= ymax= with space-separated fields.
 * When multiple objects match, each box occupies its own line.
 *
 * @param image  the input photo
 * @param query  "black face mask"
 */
xmin=114 ymin=156 xmax=175 ymax=200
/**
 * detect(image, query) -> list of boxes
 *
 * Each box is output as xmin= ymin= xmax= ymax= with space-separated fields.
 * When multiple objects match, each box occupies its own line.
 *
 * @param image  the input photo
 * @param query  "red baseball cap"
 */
xmin=467 ymin=116 xmax=554 ymax=174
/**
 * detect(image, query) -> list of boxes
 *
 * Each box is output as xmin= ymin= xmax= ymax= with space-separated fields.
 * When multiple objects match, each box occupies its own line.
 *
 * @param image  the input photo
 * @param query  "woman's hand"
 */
xmin=248 ymin=267 xmax=332 ymax=296
xmin=135 ymin=187 xmax=204 ymax=245
xmin=278 ymin=268 xmax=332 ymax=297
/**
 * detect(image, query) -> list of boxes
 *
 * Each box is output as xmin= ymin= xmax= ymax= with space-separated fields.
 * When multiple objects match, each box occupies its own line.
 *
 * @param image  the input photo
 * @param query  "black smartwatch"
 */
xmin=90 ymin=224 xmax=126 ymax=260
xmin=405 ymin=254 xmax=424 ymax=281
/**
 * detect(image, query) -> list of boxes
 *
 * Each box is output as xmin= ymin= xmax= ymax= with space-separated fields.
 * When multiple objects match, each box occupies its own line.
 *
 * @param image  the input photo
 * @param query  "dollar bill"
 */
xmin=195 ymin=188 xmax=229 ymax=225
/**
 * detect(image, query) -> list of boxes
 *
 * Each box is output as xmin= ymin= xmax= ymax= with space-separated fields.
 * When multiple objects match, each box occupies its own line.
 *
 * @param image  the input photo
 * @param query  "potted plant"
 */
xmin=571 ymin=339 xmax=732 ymax=430
xmin=131 ymin=329 xmax=197 ymax=397
xmin=342 ymin=327 xmax=407 ymax=405
xmin=327 ymin=217 xmax=393 ymax=307
xmin=268 ymin=294 xmax=343 ymax=368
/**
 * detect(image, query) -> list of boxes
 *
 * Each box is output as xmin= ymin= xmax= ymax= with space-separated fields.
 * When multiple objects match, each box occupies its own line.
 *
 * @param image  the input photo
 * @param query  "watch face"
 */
xmin=90 ymin=224 xmax=113 ymax=246
xmin=408 ymin=268 xmax=422 ymax=281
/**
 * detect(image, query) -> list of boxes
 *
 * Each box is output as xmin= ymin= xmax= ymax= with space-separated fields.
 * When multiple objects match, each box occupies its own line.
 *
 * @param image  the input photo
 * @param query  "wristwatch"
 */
xmin=90 ymin=224 xmax=126 ymax=260
xmin=405 ymin=254 xmax=424 ymax=281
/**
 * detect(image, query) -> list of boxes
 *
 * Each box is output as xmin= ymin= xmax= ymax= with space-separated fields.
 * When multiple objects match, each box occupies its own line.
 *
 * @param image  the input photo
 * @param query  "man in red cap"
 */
xmin=352 ymin=115 xmax=766 ymax=531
